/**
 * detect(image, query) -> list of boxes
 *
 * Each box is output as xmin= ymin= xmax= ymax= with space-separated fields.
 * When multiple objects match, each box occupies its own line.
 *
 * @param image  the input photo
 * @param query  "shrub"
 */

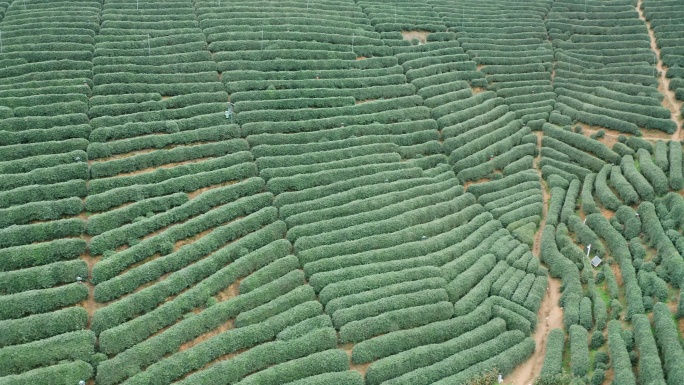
xmin=280 ymin=371 xmax=364 ymax=385
xmin=653 ymin=302 xmax=684 ymax=385
xmin=594 ymin=296 xmax=607 ymax=330
xmin=540 ymin=328 xmax=565 ymax=377
xmin=590 ymin=369 xmax=605 ymax=385
xmin=637 ymin=148 xmax=669 ymax=196
xmin=595 ymin=164 xmax=622 ymax=211
xmin=632 ymin=314 xmax=666 ymax=385
xmin=590 ymin=330 xmax=604 ymax=349
xmin=569 ymin=325 xmax=589 ymax=377
xmin=0 ymin=330 xmax=95 ymax=377
xmin=123 ymin=326 xmax=337 ymax=385
xmin=0 ymin=260 xmax=87 ymax=295
xmin=0 ymin=283 xmax=88 ymax=321
xmin=608 ymin=321 xmax=637 ymax=385
xmin=0 ymin=360 xmax=93 ymax=385
xmin=0 ymin=238 xmax=86 ymax=272
xmin=364 ymin=318 xmax=507 ymax=385
xmin=0 ymin=307 xmax=88 ymax=348
xmin=621 ymin=155 xmax=655 ymax=201
xmin=610 ymin=166 xmax=640 ymax=205
xmin=232 ymin=349 xmax=349 ymax=385
xmin=669 ymin=141 xmax=683 ymax=189
xmin=338 ymin=301 xmax=454 ymax=343
xmin=351 ymin=300 xmax=494 ymax=364
xmin=579 ymin=297 xmax=593 ymax=330
xmin=370 ymin=331 xmax=527 ymax=385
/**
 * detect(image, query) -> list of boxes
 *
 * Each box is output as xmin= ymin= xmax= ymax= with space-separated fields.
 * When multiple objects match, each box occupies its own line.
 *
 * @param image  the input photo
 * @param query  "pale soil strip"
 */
xmin=507 ymin=132 xmax=564 ymax=385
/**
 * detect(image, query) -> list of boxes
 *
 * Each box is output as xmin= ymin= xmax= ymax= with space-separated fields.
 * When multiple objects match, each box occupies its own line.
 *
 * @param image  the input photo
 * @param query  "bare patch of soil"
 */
xmin=401 ymin=30 xmax=429 ymax=44
xmin=215 ymin=278 xmax=242 ymax=302
xmin=180 ymin=319 xmax=235 ymax=352
xmin=341 ymin=343 xmax=369 ymax=377
xmin=463 ymin=177 xmax=491 ymax=191
xmin=355 ymin=99 xmax=378 ymax=105
xmin=356 ymin=56 xmax=367 ymax=61
xmin=508 ymin=144 xmax=564 ymax=385
xmin=600 ymin=207 xmax=615 ymax=220
xmin=507 ymin=278 xmax=563 ymax=385
xmin=187 ymin=180 xmax=237 ymax=200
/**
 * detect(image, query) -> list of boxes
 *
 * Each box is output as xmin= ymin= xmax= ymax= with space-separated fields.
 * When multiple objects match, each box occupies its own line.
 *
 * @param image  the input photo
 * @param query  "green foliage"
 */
xmin=0 ymin=238 xmax=86 ymax=272
xmin=540 ymin=328 xmax=565 ymax=377
xmin=608 ymin=320 xmax=637 ymax=385
xmin=632 ymin=314 xmax=667 ymax=385
xmin=339 ymin=301 xmax=454 ymax=343
xmin=579 ymin=297 xmax=593 ymax=330
xmin=569 ymin=325 xmax=589 ymax=377
xmin=637 ymin=148 xmax=669 ymax=196
xmin=351 ymin=300 xmax=493 ymax=364
xmin=653 ymin=302 xmax=684 ymax=385
xmin=590 ymin=330 xmax=604 ymax=349
xmin=0 ymin=260 xmax=87 ymax=295
xmin=0 ymin=330 xmax=95 ymax=377
xmin=0 ymin=283 xmax=88 ymax=321
xmin=0 ymin=360 xmax=93 ymax=385
xmin=0 ymin=307 xmax=87 ymax=348
xmin=122 ymin=326 xmax=337 ymax=385
xmin=669 ymin=141 xmax=683 ymax=189
xmin=365 ymin=318 xmax=507 ymax=385
xmin=595 ymin=164 xmax=622 ymax=211
xmin=90 ymin=177 xmax=265 ymax=257
xmin=280 ymin=371 xmax=364 ymax=385
xmin=373 ymin=331 xmax=527 ymax=385
xmin=277 ymin=315 xmax=333 ymax=341
xmin=233 ymin=349 xmax=349 ymax=385
xmin=621 ymin=155 xmax=655 ymax=201
xmin=581 ymin=173 xmax=600 ymax=215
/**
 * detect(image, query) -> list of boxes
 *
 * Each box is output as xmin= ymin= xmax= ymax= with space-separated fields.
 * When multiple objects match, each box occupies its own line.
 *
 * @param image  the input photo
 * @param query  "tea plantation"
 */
xmin=0 ymin=0 xmax=683 ymax=384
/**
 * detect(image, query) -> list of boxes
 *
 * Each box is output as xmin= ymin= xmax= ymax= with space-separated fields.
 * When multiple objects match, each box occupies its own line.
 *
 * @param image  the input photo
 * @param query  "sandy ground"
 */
xmin=401 ymin=30 xmax=429 ymax=44
xmin=341 ymin=343 xmax=370 ymax=376
xmin=507 ymin=140 xmax=564 ymax=385
xmin=636 ymin=0 xmax=684 ymax=141
xmin=506 ymin=278 xmax=563 ymax=385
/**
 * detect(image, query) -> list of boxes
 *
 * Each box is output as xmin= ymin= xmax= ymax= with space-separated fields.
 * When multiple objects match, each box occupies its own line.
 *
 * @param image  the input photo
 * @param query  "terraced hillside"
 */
xmin=0 ymin=0 xmax=683 ymax=385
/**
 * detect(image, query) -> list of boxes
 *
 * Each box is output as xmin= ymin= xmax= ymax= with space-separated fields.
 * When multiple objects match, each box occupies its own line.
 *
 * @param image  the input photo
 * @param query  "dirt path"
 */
xmin=506 ymin=132 xmax=565 ymax=385
xmin=636 ymin=0 xmax=684 ymax=141
xmin=507 ymin=278 xmax=563 ymax=385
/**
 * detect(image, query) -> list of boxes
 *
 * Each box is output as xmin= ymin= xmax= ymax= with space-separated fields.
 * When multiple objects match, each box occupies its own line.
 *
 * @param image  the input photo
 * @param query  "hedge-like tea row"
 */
xmin=89 ymin=177 xmax=265 ymax=257
xmin=652 ymin=302 xmax=684 ymax=385
xmin=0 ymin=330 xmax=95 ymax=377
xmin=93 ymin=201 xmax=275 ymax=303
xmin=86 ymin=193 xmax=188 ymax=235
xmin=608 ymin=321 xmax=637 ymax=385
xmin=121 ymin=323 xmax=337 ymax=385
xmin=0 ymin=360 xmax=93 ymax=385
xmin=540 ymin=329 xmax=565 ymax=378
xmin=637 ymin=148 xmax=669 ymax=196
xmin=85 ymin=163 xmax=257 ymax=213
xmin=364 ymin=318 xmax=507 ymax=385
xmin=380 ymin=330 xmax=527 ymax=385
xmin=0 ymin=307 xmax=87 ymax=349
xmin=95 ymin=270 xmax=307 ymax=384
xmin=293 ymin=188 xmax=464 ymax=251
xmin=0 ymin=260 xmax=87 ymax=296
xmin=0 ymin=238 xmax=86 ymax=273
xmin=285 ymin=178 xmax=457 ymax=230
xmin=632 ymin=314 xmax=667 ymax=385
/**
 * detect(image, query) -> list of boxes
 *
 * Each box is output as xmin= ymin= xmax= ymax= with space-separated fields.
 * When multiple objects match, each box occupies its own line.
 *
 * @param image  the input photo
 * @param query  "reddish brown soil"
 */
xmin=341 ymin=343 xmax=370 ymax=377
